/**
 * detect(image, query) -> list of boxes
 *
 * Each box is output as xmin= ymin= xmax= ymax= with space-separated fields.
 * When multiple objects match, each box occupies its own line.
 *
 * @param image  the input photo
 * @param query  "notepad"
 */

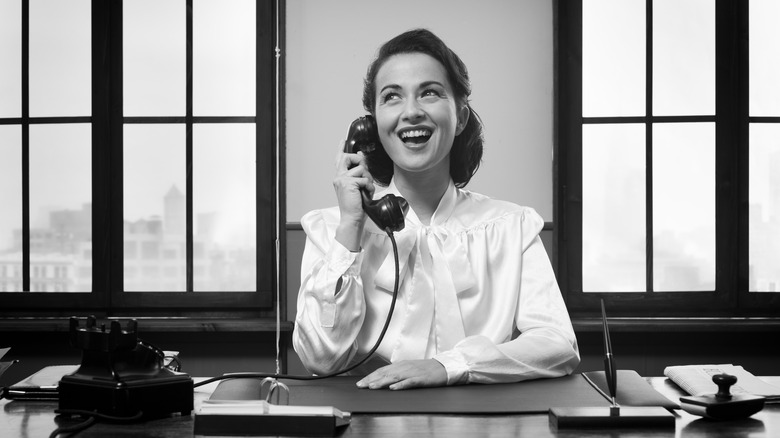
xmin=194 ymin=399 xmax=351 ymax=436
xmin=198 ymin=399 xmax=347 ymax=417
xmin=5 ymin=364 xmax=79 ymax=401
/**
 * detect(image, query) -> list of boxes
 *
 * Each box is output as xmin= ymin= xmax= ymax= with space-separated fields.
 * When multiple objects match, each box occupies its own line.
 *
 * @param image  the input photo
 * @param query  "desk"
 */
xmin=2 ymin=377 xmax=778 ymax=437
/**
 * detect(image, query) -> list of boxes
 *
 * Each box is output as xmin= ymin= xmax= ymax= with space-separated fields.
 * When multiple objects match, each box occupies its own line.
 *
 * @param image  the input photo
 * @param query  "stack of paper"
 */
xmin=664 ymin=364 xmax=780 ymax=403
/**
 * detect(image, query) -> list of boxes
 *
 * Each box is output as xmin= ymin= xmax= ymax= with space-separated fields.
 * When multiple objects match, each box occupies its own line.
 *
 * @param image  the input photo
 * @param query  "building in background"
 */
xmin=0 ymin=185 xmax=255 ymax=293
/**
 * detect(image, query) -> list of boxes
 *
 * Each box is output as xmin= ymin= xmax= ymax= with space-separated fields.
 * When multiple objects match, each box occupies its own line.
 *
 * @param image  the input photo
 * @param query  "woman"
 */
xmin=293 ymin=29 xmax=579 ymax=390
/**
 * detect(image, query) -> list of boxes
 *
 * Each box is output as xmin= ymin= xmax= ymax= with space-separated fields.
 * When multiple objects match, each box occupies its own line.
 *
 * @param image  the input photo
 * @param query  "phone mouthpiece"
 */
xmin=362 ymin=192 xmax=408 ymax=233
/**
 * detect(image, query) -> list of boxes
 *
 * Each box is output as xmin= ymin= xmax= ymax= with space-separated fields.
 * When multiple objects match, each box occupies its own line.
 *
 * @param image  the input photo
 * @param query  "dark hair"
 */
xmin=362 ymin=29 xmax=484 ymax=188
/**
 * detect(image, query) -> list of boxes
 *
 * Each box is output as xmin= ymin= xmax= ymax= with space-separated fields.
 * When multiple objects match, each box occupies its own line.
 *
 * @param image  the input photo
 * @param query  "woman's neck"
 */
xmin=393 ymin=167 xmax=450 ymax=226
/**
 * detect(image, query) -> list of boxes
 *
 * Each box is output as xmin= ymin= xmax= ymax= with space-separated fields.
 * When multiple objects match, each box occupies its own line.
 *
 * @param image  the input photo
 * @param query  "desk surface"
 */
xmin=2 ymin=377 xmax=778 ymax=437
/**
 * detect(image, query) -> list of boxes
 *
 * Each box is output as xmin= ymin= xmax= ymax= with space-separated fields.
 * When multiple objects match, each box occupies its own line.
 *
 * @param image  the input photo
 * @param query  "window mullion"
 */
xmin=92 ymin=0 xmax=115 ymax=308
xmin=714 ymin=0 xmax=749 ymax=309
xmin=645 ymin=0 xmax=654 ymax=294
xmin=186 ymin=0 xmax=194 ymax=293
xmin=21 ymin=0 xmax=30 ymax=292
xmin=713 ymin=0 xmax=742 ymax=308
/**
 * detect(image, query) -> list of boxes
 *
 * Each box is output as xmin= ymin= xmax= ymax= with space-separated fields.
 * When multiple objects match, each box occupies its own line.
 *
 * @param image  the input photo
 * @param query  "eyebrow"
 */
xmin=378 ymin=81 xmax=447 ymax=94
xmin=379 ymin=84 xmax=401 ymax=94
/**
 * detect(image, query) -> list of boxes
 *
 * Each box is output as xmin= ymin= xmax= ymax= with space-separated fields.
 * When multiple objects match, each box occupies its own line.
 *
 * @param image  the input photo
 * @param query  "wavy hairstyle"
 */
xmin=362 ymin=29 xmax=484 ymax=188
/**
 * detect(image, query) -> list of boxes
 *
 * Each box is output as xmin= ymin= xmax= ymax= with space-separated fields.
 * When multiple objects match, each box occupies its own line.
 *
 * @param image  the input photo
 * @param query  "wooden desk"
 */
xmin=2 ymin=377 xmax=778 ymax=437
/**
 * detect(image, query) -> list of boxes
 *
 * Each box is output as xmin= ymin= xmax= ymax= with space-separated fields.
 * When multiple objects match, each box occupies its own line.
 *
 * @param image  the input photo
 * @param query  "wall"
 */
xmin=285 ymin=0 xmax=555 ymax=222
xmin=282 ymin=0 xmax=560 ymax=376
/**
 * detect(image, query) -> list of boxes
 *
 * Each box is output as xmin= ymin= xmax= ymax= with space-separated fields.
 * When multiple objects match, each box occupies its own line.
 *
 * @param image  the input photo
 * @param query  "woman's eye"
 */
xmin=421 ymin=89 xmax=441 ymax=99
xmin=380 ymin=92 xmax=400 ymax=104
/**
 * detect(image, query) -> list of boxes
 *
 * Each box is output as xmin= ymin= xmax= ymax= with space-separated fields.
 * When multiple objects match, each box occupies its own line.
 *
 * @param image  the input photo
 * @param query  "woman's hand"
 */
xmin=334 ymin=147 xmax=374 ymax=251
xmin=355 ymin=359 xmax=448 ymax=390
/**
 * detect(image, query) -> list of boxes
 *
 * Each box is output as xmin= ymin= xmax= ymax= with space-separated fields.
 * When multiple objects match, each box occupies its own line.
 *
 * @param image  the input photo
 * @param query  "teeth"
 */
xmin=401 ymin=130 xmax=431 ymax=139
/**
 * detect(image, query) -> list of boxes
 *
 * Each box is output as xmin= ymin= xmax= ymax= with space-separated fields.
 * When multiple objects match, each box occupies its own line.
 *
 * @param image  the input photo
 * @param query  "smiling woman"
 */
xmin=371 ymin=53 xmax=471 ymax=194
xmin=292 ymin=29 xmax=579 ymax=391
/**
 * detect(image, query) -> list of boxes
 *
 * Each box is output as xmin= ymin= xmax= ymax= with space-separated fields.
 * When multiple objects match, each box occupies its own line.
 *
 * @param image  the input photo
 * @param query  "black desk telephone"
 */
xmin=58 ymin=316 xmax=193 ymax=419
xmin=344 ymin=115 xmax=408 ymax=232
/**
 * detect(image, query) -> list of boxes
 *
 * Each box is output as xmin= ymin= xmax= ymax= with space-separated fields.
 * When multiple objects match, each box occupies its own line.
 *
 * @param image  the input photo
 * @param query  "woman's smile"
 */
xmin=398 ymin=126 xmax=434 ymax=149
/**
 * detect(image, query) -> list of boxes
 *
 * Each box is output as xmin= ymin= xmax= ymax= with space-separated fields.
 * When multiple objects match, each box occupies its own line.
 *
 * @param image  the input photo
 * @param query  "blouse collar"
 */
xmin=380 ymin=178 xmax=458 ymax=230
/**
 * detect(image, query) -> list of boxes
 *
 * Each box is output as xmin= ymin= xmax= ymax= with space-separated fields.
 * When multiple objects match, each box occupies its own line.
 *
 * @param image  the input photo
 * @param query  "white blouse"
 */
xmin=293 ymin=180 xmax=580 ymax=385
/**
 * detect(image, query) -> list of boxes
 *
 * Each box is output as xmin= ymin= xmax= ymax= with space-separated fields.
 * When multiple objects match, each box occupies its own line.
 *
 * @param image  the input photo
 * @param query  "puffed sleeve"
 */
xmin=292 ymin=209 xmax=367 ymax=375
xmin=433 ymin=208 xmax=580 ymax=384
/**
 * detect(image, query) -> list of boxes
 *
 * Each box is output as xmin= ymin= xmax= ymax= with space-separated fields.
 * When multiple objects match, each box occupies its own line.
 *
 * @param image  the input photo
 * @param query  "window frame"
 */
xmin=555 ymin=0 xmax=780 ymax=317
xmin=0 ymin=0 xmax=284 ymax=317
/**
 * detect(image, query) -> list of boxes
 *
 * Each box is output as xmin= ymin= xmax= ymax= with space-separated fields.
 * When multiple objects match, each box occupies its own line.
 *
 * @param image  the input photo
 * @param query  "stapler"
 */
xmin=680 ymin=373 xmax=765 ymax=420
xmin=58 ymin=316 xmax=193 ymax=419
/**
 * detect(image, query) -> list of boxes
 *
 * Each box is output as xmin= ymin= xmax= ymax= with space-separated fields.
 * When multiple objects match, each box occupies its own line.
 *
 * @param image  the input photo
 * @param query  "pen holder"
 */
xmin=549 ymin=405 xmax=675 ymax=429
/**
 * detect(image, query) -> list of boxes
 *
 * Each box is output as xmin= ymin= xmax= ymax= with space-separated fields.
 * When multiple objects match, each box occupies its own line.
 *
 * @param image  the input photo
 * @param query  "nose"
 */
xmin=401 ymin=98 xmax=425 ymax=122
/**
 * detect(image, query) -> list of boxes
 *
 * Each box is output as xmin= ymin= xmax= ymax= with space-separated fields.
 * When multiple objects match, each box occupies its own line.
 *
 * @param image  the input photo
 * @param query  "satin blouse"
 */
xmin=293 ymin=180 xmax=580 ymax=385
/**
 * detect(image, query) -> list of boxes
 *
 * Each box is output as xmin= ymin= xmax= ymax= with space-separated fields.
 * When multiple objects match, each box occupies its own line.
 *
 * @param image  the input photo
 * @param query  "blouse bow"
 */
xmin=372 ymin=182 xmax=476 ymax=361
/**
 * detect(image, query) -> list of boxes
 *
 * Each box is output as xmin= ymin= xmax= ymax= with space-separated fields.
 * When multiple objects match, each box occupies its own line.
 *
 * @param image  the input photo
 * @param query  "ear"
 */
xmin=455 ymin=105 xmax=470 ymax=136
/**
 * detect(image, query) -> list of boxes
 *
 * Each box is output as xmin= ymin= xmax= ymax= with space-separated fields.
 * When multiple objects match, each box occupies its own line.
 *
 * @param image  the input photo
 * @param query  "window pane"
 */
xmin=124 ymin=125 xmax=186 ymax=292
xmin=749 ymin=124 xmax=780 ymax=292
xmin=653 ymin=123 xmax=715 ymax=291
xmin=193 ymin=0 xmax=256 ymax=116
xmin=193 ymin=124 xmax=256 ymax=291
xmin=124 ymin=0 xmax=186 ymax=116
xmin=653 ymin=0 xmax=715 ymax=116
xmin=750 ymin=0 xmax=780 ymax=116
xmin=582 ymin=0 xmax=645 ymax=117
xmin=0 ymin=126 xmax=21 ymax=292
xmin=0 ymin=0 xmax=21 ymax=118
xmin=583 ymin=124 xmax=646 ymax=292
xmin=29 ymin=0 xmax=90 ymax=117
xmin=30 ymin=124 xmax=92 ymax=292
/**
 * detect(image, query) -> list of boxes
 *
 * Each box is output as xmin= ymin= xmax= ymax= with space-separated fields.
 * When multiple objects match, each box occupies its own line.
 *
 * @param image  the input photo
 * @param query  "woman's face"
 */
xmin=373 ymin=53 xmax=467 ymax=180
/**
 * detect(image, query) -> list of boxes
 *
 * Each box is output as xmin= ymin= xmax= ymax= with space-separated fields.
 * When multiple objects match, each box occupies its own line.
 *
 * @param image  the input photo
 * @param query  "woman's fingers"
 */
xmin=335 ymin=151 xmax=374 ymax=195
xmin=356 ymin=360 xmax=447 ymax=390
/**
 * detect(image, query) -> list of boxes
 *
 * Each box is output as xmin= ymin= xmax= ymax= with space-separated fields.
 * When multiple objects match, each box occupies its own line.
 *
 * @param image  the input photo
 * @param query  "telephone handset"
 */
xmin=344 ymin=115 xmax=408 ymax=232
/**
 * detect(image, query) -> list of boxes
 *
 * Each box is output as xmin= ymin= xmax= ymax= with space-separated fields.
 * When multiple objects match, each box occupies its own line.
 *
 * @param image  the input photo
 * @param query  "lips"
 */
xmin=399 ymin=128 xmax=433 ymax=145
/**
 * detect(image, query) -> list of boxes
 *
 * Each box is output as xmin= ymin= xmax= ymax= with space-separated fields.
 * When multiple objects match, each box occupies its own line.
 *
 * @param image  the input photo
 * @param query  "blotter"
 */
xmin=194 ymin=399 xmax=350 ymax=437
xmin=207 ymin=374 xmax=612 ymax=414
xmin=583 ymin=370 xmax=679 ymax=409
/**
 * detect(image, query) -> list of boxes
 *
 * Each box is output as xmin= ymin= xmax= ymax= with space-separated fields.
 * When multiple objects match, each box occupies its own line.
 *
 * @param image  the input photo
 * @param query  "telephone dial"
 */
xmin=344 ymin=115 xmax=409 ymax=232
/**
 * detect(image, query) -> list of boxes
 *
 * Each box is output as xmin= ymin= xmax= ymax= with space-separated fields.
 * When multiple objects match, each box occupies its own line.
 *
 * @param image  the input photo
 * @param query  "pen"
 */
xmin=601 ymin=299 xmax=618 ymax=408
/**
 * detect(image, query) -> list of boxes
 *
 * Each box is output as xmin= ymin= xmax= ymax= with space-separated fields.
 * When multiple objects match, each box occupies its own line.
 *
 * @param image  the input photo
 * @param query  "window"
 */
xmin=748 ymin=0 xmax=780 ymax=293
xmin=0 ymin=0 xmax=280 ymax=316
xmin=556 ymin=0 xmax=779 ymax=316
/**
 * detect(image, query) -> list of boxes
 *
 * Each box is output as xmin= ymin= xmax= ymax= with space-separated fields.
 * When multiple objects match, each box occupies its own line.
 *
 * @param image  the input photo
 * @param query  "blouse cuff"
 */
xmin=433 ymin=350 xmax=470 ymax=385
xmin=325 ymin=239 xmax=363 ymax=277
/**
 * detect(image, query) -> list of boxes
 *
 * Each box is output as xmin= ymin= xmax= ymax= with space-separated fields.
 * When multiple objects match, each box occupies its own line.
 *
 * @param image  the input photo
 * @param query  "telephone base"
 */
xmin=58 ymin=371 xmax=194 ymax=419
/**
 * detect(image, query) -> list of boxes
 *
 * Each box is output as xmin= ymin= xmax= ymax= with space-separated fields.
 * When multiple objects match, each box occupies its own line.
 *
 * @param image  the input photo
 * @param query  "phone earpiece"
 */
xmin=345 ymin=116 xmax=379 ymax=155
xmin=344 ymin=116 xmax=408 ymax=232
